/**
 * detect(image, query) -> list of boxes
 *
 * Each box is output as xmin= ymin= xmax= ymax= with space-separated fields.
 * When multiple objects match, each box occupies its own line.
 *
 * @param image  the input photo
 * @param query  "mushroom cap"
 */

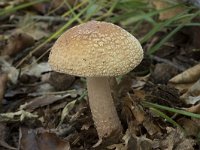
xmin=48 ymin=21 xmax=143 ymax=77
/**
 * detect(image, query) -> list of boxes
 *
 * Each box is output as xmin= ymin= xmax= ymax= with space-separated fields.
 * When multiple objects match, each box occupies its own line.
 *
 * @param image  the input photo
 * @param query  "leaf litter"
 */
xmin=0 ymin=0 xmax=200 ymax=149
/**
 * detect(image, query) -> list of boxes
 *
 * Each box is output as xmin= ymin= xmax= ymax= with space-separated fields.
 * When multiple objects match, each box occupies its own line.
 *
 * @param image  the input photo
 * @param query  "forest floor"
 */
xmin=0 ymin=0 xmax=200 ymax=149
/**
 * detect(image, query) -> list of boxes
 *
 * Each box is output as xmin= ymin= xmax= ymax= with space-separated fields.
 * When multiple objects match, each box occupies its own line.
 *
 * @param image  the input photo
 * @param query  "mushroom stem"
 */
xmin=87 ymin=77 xmax=122 ymax=139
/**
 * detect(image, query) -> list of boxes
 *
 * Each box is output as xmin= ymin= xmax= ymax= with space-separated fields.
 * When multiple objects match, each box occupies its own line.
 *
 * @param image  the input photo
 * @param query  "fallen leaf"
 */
xmin=185 ymin=103 xmax=200 ymax=114
xmin=0 ymin=123 xmax=16 ymax=150
xmin=181 ymin=78 xmax=200 ymax=104
xmin=187 ymin=78 xmax=200 ymax=96
xmin=174 ymin=138 xmax=196 ymax=150
xmin=148 ymin=84 xmax=181 ymax=107
xmin=178 ymin=118 xmax=200 ymax=137
xmin=151 ymin=63 xmax=179 ymax=84
xmin=143 ymin=117 xmax=161 ymax=136
xmin=19 ymin=127 xmax=71 ymax=150
xmin=169 ymin=63 xmax=200 ymax=84
xmin=1 ymin=31 xmax=34 ymax=57
xmin=109 ymin=129 xmax=153 ymax=150
xmin=107 ymin=143 xmax=126 ymax=150
xmin=22 ymin=62 xmax=51 ymax=77
xmin=125 ymin=94 xmax=145 ymax=124
xmin=20 ymin=94 xmax=71 ymax=111
xmin=0 ymin=57 xmax=19 ymax=84
xmin=152 ymin=0 xmax=186 ymax=20
xmin=49 ymin=0 xmax=75 ymax=15
xmin=0 ymin=73 xmax=8 ymax=104
xmin=31 ymin=2 xmax=49 ymax=14
xmin=59 ymin=100 xmax=77 ymax=126
xmin=17 ymin=14 xmax=50 ymax=40
xmin=154 ymin=127 xmax=196 ymax=150
xmin=48 ymin=72 xmax=75 ymax=91
xmin=0 ymin=110 xmax=38 ymax=122
xmin=19 ymin=74 xmax=39 ymax=84
xmin=33 ymin=83 xmax=55 ymax=96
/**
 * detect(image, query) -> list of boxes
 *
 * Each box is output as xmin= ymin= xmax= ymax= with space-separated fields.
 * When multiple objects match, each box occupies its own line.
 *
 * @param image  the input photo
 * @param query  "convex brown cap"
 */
xmin=49 ymin=21 xmax=143 ymax=77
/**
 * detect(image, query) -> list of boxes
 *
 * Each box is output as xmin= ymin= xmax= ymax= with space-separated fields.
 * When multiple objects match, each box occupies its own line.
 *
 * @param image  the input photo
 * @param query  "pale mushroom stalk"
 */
xmin=87 ymin=77 xmax=122 ymax=138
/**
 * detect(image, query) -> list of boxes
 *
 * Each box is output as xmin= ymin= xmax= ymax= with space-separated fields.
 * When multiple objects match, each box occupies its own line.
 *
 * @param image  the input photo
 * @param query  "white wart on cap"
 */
xmin=48 ymin=21 xmax=143 ymax=77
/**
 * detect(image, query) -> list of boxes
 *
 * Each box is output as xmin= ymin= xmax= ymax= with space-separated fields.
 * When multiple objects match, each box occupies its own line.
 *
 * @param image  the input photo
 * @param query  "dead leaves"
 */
xmin=169 ymin=64 xmax=200 ymax=85
xmin=121 ymin=95 xmax=144 ymax=123
xmin=108 ymin=132 xmax=152 ymax=150
xmin=1 ymin=31 xmax=34 ymax=57
xmin=48 ymin=72 xmax=75 ymax=91
xmin=152 ymin=0 xmax=186 ymax=21
xmin=0 ymin=73 xmax=8 ymax=104
xmin=0 ymin=0 xmax=199 ymax=149
xmin=121 ymin=93 xmax=162 ymax=138
xmin=0 ymin=110 xmax=38 ymax=122
xmin=185 ymin=103 xmax=200 ymax=114
xmin=169 ymin=64 xmax=200 ymax=113
xmin=19 ymin=94 xmax=71 ymax=112
xmin=178 ymin=118 xmax=200 ymax=137
xmin=151 ymin=63 xmax=179 ymax=84
xmin=0 ymin=123 xmax=16 ymax=150
xmin=19 ymin=127 xmax=71 ymax=150
xmin=153 ymin=127 xmax=196 ymax=150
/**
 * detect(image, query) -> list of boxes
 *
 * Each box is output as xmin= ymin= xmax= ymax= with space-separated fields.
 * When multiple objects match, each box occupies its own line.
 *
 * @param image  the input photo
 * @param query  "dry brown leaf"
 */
xmin=187 ymin=78 xmax=200 ymax=96
xmin=155 ymin=127 xmax=196 ymax=150
xmin=174 ymin=138 xmax=196 ymax=150
xmin=169 ymin=63 xmax=200 ymax=84
xmin=133 ymin=90 xmax=146 ymax=100
xmin=17 ymin=19 xmax=49 ymax=40
xmin=107 ymin=143 xmax=126 ymax=150
xmin=121 ymin=94 xmax=145 ymax=124
xmin=59 ymin=100 xmax=77 ymax=126
xmin=0 ymin=56 xmax=19 ymax=84
xmin=0 ymin=73 xmax=8 ymax=104
xmin=177 ymin=76 xmax=200 ymax=104
xmin=1 ymin=31 xmax=34 ymax=57
xmin=129 ymin=94 xmax=145 ymax=124
xmin=0 ymin=123 xmax=16 ymax=150
xmin=20 ymin=94 xmax=71 ymax=111
xmin=151 ymin=63 xmax=179 ymax=84
xmin=49 ymin=0 xmax=73 ymax=15
xmin=185 ymin=103 xmax=200 ymax=114
xmin=19 ymin=127 xmax=71 ymax=150
xmin=170 ymin=83 xmax=193 ymax=94
xmin=152 ymin=0 xmax=186 ymax=20
xmin=180 ymin=78 xmax=200 ymax=104
xmin=178 ymin=118 xmax=200 ymax=137
xmin=143 ymin=117 xmax=161 ymax=136
xmin=48 ymin=72 xmax=75 ymax=91
xmin=50 ymin=0 xmax=75 ymax=10
xmin=22 ymin=62 xmax=51 ymax=77
xmin=0 ymin=110 xmax=38 ymax=122
xmin=108 ymin=129 xmax=153 ymax=150
xmin=117 ymin=129 xmax=152 ymax=150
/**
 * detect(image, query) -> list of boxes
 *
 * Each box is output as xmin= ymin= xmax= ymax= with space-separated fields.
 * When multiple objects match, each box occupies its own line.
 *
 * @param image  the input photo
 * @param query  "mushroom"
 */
xmin=48 ymin=21 xmax=143 ymax=140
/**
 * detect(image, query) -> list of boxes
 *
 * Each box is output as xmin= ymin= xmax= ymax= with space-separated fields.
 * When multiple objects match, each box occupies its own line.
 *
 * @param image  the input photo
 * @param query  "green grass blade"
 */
xmin=150 ymin=107 xmax=184 ymax=131
xmin=64 ymin=0 xmax=83 ymax=24
xmin=140 ymin=8 xmax=192 ymax=44
xmin=0 ymin=0 xmax=49 ymax=16
xmin=142 ymin=101 xmax=200 ymax=119
xmin=16 ymin=3 xmax=91 ymax=68
xmin=147 ymin=10 xmax=200 ymax=54
xmin=147 ymin=25 xmax=183 ymax=54
xmin=62 ymin=0 xmax=88 ymax=17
